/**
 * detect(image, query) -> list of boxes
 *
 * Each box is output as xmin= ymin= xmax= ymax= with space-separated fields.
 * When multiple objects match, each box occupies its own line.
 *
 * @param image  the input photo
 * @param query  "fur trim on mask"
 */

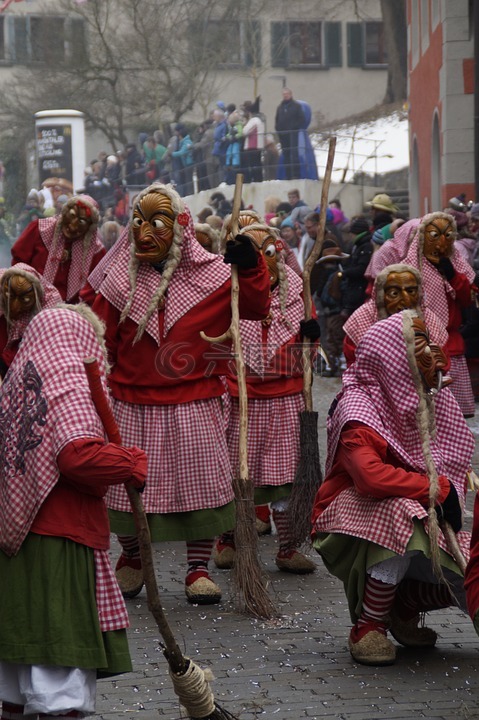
xmin=121 ymin=183 xmax=185 ymax=342
xmin=375 ymin=263 xmax=423 ymax=320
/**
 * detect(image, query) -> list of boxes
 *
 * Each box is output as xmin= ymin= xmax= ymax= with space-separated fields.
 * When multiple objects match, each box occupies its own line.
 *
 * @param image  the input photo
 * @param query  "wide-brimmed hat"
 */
xmin=366 ymin=193 xmax=398 ymax=214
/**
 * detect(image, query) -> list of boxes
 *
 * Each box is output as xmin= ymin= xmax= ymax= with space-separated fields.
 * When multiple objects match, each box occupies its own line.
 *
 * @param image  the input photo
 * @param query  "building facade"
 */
xmin=407 ymin=0 xmax=475 ymax=216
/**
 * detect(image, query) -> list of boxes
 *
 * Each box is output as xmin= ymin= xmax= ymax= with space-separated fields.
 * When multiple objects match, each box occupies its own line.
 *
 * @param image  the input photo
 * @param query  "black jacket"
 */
xmin=340 ymin=232 xmax=373 ymax=312
xmin=275 ymin=100 xmax=305 ymax=134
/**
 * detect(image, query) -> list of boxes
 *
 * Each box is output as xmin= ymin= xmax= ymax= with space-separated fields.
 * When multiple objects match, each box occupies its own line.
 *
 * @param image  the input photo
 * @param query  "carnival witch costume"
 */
xmin=312 ymin=309 xmax=474 ymax=666
xmin=214 ymin=220 xmax=319 ymax=573
xmin=91 ymin=183 xmax=270 ymax=604
xmin=405 ymin=211 xmax=477 ymax=416
xmin=0 ymin=305 xmax=147 ymax=718
xmin=12 ymin=194 xmax=105 ymax=303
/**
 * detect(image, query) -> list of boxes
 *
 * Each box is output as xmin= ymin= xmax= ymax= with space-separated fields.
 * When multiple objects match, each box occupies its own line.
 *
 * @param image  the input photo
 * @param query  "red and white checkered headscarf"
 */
xmin=326 ymin=310 xmax=474 ymax=497
xmin=365 ymin=218 xmax=421 ymax=280
xmin=0 ymin=263 xmax=62 ymax=346
xmin=98 ymin=183 xmax=230 ymax=344
xmin=343 ymin=263 xmax=448 ymax=349
xmin=0 ymin=306 xmax=109 ymax=556
xmin=40 ymin=195 xmax=104 ymax=301
xmin=405 ymin=212 xmax=475 ymax=326
xmin=87 ymin=225 xmax=130 ymax=292
xmin=239 ymin=264 xmax=303 ymax=376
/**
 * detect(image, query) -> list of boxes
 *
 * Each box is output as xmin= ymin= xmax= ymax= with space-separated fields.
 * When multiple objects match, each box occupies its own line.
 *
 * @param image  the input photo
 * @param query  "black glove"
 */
xmin=437 ymin=257 xmax=455 ymax=282
xmin=435 ymin=481 xmax=462 ymax=533
xmin=299 ymin=318 xmax=321 ymax=341
xmin=223 ymin=234 xmax=258 ymax=269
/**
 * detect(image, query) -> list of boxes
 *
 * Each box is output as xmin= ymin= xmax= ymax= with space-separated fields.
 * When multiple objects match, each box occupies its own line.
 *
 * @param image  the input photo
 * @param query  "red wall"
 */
xmin=408 ymin=0 xmax=443 ymax=213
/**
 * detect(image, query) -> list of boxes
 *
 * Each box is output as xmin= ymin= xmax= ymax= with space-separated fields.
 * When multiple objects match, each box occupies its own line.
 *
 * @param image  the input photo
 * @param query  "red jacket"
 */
xmin=92 ymin=262 xmax=271 ymax=405
xmin=30 ymin=438 xmax=146 ymax=550
xmin=312 ymin=422 xmax=450 ymax=522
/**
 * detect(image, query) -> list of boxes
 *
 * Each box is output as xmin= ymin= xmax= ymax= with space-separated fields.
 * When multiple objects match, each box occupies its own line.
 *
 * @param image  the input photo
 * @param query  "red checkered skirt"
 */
xmin=226 ymin=393 xmax=304 ymax=486
xmin=106 ymin=398 xmax=234 ymax=514
xmin=312 ymin=486 xmax=471 ymax=560
xmin=449 ymin=355 xmax=475 ymax=416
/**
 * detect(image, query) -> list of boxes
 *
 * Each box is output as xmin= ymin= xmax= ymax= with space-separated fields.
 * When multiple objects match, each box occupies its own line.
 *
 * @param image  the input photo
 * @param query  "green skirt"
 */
xmin=109 ymin=501 xmax=236 ymax=541
xmin=0 ymin=534 xmax=131 ymax=677
xmin=254 ymin=484 xmax=292 ymax=506
xmin=313 ymin=520 xmax=462 ymax=623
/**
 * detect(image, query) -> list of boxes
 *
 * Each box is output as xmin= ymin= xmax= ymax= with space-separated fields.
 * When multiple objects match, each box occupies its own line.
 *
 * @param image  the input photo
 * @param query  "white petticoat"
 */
xmin=0 ymin=662 xmax=96 ymax=715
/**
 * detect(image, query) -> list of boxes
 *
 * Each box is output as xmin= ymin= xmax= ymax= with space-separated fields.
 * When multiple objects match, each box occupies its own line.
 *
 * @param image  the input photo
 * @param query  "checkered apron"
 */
xmin=39 ymin=202 xmax=105 ymax=302
xmin=449 ymin=355 xmax=476 ymax=416
xmin=226 ymin=394 xmax=304 ymax=486
xmin=0 ymin=263 xmax=62 ymax=347
xmin=365 ymin=218 xmax=421 ymax=280
xmin=106 ymin=397 xmax=234 ymax=513
xmin=0 ymin=307 xmax=128 ymax=631
xmin=315 ymin=311 xmax=475 ymax=555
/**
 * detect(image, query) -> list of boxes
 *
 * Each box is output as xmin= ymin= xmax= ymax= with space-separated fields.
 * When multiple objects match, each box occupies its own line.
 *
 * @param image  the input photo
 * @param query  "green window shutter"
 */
xmin=245 ymin=19 xmax=261 ymax=67
xmin=13 ymin=16 xmax=28 ymax=64
xmin=325 ymin=21 xmax=341 ymax=67
xmin=69 ymin=17 xmax=87 ymax=65
xmin=347 ymin=22 xmax=363 ymax=67
xmin=270 ymin=21 xmax=289 ymax=68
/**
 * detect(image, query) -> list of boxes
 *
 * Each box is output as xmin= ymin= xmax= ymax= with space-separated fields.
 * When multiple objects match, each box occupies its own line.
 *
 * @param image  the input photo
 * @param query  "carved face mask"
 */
xmin=247 ymin=228 xmax=279 ymax=287
xmin=3 ymin=274 xmax=36 ymax=320
xmin=132 ymin=192 xmax=175 ymax=264
xmin=423 ymin=217 xmax=455 ymax=265
xmin=384 ymin=271 xmax=419 ymax=315
xmin=412 ymin=316 xmax=451 ymax=394
xmin=62 ymin=202 xmax=93 ymax=242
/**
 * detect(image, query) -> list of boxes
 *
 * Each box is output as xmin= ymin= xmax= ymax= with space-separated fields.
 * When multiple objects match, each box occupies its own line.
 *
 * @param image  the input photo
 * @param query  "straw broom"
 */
xmin=200 ymin=174 xmax=277 ymax=620
xmin=83 ymin=357 xmax=239 ymax=720
xmin=288 ymin=136 xmax=337 ymax=548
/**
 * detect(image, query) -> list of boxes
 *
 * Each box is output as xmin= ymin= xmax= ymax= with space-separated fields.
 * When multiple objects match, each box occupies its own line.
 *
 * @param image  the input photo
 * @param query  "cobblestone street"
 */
xmin=96 ymin=377 xmax=479 ymax=720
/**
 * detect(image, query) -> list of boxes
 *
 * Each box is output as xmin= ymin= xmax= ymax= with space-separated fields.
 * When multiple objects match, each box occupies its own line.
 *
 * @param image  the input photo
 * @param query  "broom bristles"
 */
xmin=232 ymin=475 xmax=277 ymax=619
xmin=288 ymin=410 xmax=322 ymax=548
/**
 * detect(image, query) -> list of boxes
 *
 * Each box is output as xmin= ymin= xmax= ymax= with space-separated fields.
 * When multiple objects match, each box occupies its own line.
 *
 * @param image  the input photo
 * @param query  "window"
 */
xmin=204 ymin=19 xmax=261 ymax=69
xmin=271 ymin=21 xmax=341 ymax=68
xmin=8 ymin=15 xmax=86 ymax=65
xmin=347 ymin=21 xmax=388 ymax=68
xmin=0 ymin=17 xmax=5 ymax=62
xmin=31 ymin=17 xmax=66 ymax=63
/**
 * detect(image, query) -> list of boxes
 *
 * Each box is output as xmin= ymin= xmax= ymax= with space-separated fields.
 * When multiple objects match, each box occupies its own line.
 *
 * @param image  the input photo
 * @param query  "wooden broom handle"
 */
xmin=302 ymin=136 xmax=336 ymax=321
xmin=301 ymin=137 xmax=336 ymax=411
xmin=82 ymin=356 xmax=185 ymax=670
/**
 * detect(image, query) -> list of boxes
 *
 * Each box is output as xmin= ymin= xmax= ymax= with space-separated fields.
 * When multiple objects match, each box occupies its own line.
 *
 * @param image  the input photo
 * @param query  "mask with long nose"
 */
xmin=132 ymin=192 xmax=175 ymax=264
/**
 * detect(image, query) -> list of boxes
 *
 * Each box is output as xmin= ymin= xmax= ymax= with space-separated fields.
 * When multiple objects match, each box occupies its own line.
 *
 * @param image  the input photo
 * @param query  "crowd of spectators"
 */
xmin=73 ymin=88 xmax=317 ymax=213
xmin=2 ymin=169 xmax=479 ymax=402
